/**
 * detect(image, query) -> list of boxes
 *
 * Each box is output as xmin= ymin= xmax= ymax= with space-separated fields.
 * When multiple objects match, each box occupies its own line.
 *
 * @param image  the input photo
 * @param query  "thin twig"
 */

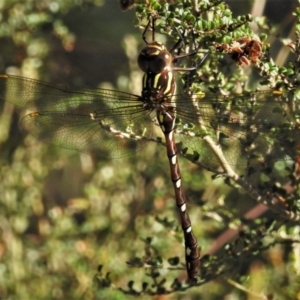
xmin=225 ymin=277 xmax=269 ymax=300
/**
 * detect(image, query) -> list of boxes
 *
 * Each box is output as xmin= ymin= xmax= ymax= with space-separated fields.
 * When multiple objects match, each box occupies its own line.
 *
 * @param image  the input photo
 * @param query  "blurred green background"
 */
xmin=0 ymin=0 xmax=300 ymax=299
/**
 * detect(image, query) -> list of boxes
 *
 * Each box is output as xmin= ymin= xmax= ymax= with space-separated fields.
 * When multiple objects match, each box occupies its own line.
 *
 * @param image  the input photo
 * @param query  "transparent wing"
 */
xmin=172 ymin=90 xmax=300 ymax=168
xmin=2 ymin=75 xmax=299 ymax=167
xmin=0 ymin=75 xmax=160 ymax=158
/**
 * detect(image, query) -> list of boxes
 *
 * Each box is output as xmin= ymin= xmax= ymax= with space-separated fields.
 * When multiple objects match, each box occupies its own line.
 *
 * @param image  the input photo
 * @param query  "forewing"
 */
xmin=173 ymin=90 xmax=300 ymax=169
xmin=0 ymin=75 xmax=157 ymax=158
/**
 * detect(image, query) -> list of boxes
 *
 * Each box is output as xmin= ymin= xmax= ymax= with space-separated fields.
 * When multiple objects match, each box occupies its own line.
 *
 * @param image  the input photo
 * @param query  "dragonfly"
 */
xmin=1 ymin=18 xmax=300 ymax=282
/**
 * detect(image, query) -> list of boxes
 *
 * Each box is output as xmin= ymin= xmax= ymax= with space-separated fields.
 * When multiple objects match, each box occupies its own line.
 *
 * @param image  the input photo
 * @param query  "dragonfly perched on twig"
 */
xmin=1 ymin=17 xmax=300 ymax=282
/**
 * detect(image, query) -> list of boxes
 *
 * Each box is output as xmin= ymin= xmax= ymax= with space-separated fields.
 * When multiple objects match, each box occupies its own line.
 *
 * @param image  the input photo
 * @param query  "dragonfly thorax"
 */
xmin=141 ymin=69 xmax=176 ymax=102
xmin=138 ymin=41 xmax=173 ymax=74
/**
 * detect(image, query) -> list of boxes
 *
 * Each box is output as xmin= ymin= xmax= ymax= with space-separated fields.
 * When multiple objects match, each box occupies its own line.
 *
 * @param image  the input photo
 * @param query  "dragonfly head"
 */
xmin=138 ymin=41 xmax=173 ymax=74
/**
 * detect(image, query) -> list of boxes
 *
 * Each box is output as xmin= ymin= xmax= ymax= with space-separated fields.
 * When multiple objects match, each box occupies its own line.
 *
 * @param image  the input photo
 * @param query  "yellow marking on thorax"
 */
xmin=164 ymin=71 xmax=173 ymax=95
xmin=153 ymin=74 xmax=159 ymax=89
xmin=152 ymin=71 xmax=174 ymax=95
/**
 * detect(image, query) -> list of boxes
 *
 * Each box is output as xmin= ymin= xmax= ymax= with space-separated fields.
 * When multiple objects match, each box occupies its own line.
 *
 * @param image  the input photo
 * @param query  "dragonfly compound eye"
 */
xmin=138 ymin=42 xmax=172 ymax=74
